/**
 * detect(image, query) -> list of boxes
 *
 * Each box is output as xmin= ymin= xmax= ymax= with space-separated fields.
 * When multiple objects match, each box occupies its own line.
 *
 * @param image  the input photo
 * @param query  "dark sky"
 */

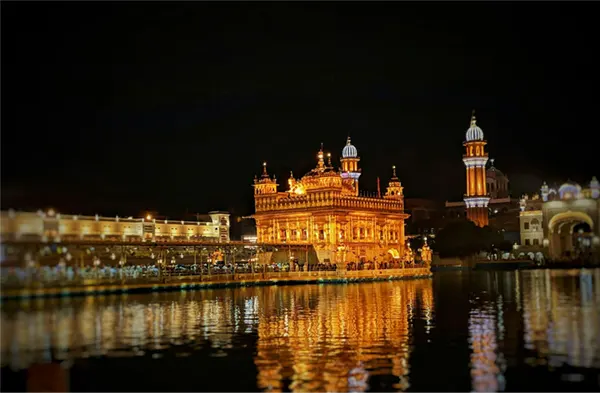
xmin=2 ymin=2 xmax=598 ymax=218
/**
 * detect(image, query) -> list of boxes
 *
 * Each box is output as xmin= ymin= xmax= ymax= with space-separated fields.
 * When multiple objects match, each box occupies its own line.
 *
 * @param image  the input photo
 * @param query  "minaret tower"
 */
xmin=463 ymin=111 xmax=490 ymax=227
xmin=340 ymin=136 xmax=361 ymax=195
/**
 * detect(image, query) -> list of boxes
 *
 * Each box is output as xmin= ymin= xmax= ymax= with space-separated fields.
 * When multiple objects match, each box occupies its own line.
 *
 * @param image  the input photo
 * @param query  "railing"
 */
xmin=0 ymin=266 xmax=431 ymax=291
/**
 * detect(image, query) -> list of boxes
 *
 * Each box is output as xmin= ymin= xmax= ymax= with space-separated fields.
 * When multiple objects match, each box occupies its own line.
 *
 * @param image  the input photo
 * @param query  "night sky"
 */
xmin=2 ymin=2 xmax=598 ymax=219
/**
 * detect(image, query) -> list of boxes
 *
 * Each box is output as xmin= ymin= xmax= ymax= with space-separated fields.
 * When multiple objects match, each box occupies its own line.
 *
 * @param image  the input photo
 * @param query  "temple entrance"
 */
xmin=572 ymin=222 xmax=593 ymax=258
xmin=548 ymin=211 xmax=595 ymax=261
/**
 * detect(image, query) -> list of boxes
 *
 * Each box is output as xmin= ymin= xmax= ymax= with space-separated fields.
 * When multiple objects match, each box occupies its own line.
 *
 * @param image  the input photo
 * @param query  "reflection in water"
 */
xmin=469 ymin=299 xmax=506 ymax=392
xmin=255 ymin=281 xmax=433 ymax=392
xmin=467 ymin=269 xmax=600 ymax=392
xmin=1 ymin=280 xmax=434 ymax=392
xmin=522 ymin=269 xmax=600 ymax=369
xmin=1 ymin=293 xmax=253 ymax=371
xmin=2 ymin=270 xmax=599 ymax=392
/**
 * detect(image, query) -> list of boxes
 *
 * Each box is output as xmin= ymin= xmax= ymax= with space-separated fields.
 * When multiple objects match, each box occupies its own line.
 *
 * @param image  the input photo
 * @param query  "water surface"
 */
xmin=1 ymin=270 xmax=599 ymax=391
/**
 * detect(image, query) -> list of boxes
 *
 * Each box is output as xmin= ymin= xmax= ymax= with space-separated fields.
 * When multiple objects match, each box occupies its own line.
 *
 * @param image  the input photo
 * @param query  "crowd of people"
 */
xmin=0 ymin=257 xmax=425 ymax=288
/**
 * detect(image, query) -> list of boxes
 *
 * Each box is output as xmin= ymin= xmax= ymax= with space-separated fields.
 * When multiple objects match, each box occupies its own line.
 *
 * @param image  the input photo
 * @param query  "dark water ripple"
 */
xmin=1 ymin=269 xmax=599 ymax=391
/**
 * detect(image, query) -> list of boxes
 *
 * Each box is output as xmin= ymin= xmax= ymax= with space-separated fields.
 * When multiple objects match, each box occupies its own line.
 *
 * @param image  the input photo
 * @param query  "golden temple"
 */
xmin=252 ymin=137 xmax=409 ymax=265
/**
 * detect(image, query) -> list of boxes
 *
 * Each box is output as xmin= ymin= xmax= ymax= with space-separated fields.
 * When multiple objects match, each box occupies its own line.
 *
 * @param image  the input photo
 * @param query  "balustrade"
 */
xmin=1 ymin=264 xmax=431 ymax=292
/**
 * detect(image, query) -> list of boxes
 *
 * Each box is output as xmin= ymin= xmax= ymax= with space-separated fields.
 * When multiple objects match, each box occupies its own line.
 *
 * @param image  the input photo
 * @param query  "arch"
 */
xmin=549 ymin=211 xmax=594 ymax=233
xmin=387 ymin=248 xmax=400 ymax=260
xmin=573 ymin=222 xmax=592 ymax=233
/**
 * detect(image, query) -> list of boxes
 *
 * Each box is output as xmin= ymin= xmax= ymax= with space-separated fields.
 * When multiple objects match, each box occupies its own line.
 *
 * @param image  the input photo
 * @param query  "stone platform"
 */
xmin=0 ymin=268 xmax=432 ymax=300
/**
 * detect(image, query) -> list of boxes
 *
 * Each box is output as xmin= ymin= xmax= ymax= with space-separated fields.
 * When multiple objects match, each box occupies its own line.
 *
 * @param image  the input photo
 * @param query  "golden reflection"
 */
xmin=521 ymin=269 xmax=600 ymax=369
xmin=1 ymin=281 xmax=433 ymax=392
xmin=255 ymin=280 xmax=433 ymax=392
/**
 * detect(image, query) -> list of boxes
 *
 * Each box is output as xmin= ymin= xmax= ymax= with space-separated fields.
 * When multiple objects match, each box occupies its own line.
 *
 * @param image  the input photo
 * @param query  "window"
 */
xmin=524 ymin=222 xmax=530 ymax=230
xmin=525 ymin=239 xmax=530 ymax=245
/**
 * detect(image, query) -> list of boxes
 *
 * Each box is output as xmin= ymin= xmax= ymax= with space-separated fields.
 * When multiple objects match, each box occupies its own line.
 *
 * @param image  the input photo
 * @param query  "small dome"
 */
xmin=342 ymin=136 xmax=358 ymax=158
xmin=558 ymin=180 xmax=581 ymax=199
xmin=465 ymin=112 xmax=484 ymax=142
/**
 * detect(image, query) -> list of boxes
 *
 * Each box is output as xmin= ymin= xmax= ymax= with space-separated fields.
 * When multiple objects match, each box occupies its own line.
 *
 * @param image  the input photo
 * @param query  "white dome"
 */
xmin=466 ymin=125 xmax=484 ymax=141
xmin=342 ymin=136 xmax=358 ymax=158
xmin=465 ymin=112 xmax=484 ymax=142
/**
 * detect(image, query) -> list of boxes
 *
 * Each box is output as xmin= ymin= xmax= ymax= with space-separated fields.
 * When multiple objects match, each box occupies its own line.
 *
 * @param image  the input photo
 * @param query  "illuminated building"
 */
xmin=486 ymin=160 xmax=510 ymax=200
xmin=444 ymin=112 xmax=521 ymax=239
xmin=519 ymin=178 xmax=599 ymax=259
xmin=0 ymin=209 xmax=231 ymax=243
xmin=444 ymin=111 xmax=491 ymax=226
xmin=252 ymin=138 xmax=409 ymax=264
xmin=445 ymin=161 xmax=518 ymax=220
xmin=462 ymin=111 xmax=490 ymax=227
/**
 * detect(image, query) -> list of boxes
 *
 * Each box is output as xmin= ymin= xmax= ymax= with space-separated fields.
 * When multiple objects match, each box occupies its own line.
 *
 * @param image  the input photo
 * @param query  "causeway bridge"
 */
xmin=0 ymin=239 xmax=318 ymax=268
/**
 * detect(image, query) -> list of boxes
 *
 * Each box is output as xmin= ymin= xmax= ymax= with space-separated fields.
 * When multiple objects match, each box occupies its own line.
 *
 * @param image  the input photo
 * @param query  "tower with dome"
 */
xmin=252 ymin=138 xmax=409 ymax=266
xmin=340 ymin=136 xmax=361 ymax=195
xmin=444 ymin=111 xmax=521 ymax=237
xmin=462 ymin=110 xmax=490 ymax=227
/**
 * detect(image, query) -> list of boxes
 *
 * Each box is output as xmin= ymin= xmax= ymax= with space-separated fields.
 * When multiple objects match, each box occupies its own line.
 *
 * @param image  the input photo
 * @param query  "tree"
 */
xmin=434 ymin=219 xmax=480 ymax=257
xmin=433 ymin=219 xmax=506 ymax=258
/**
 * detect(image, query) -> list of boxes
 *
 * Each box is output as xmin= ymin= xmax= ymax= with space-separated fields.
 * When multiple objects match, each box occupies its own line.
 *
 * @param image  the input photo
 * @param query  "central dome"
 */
xmin=342 ymin=136 xmax=358 ymax=158
xmin=465 ymin=112 xmax=484 ymax=142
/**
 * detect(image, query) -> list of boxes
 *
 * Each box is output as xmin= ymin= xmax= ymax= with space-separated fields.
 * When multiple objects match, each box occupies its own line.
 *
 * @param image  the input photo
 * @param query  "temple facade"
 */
xmin=519 ymin=178 xmax=599 ymax=260
xmin=252 ymin=138 xmax=409 ymax=264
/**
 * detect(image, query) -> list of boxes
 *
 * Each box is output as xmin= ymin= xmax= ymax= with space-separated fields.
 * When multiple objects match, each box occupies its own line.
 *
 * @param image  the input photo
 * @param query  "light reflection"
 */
xmin=468 ymin=303 xmax=505 ymax=392
xmin=1 ymin=291 xmax=256 ymax=371
xmin=521 ymin=269 xmax=600 ymax=369
xmin=255 ymin=281 xmax=434 ymax=392
xmin=1 ymin=280 xmax=434 ymax=392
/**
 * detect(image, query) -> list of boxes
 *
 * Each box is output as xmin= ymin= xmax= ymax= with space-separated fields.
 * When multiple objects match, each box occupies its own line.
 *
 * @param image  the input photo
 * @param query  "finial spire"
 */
xmin=470 ymin=109 xmax=477 ymax=127
xmin=317 ymin=144 xmax=325 ymax=169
